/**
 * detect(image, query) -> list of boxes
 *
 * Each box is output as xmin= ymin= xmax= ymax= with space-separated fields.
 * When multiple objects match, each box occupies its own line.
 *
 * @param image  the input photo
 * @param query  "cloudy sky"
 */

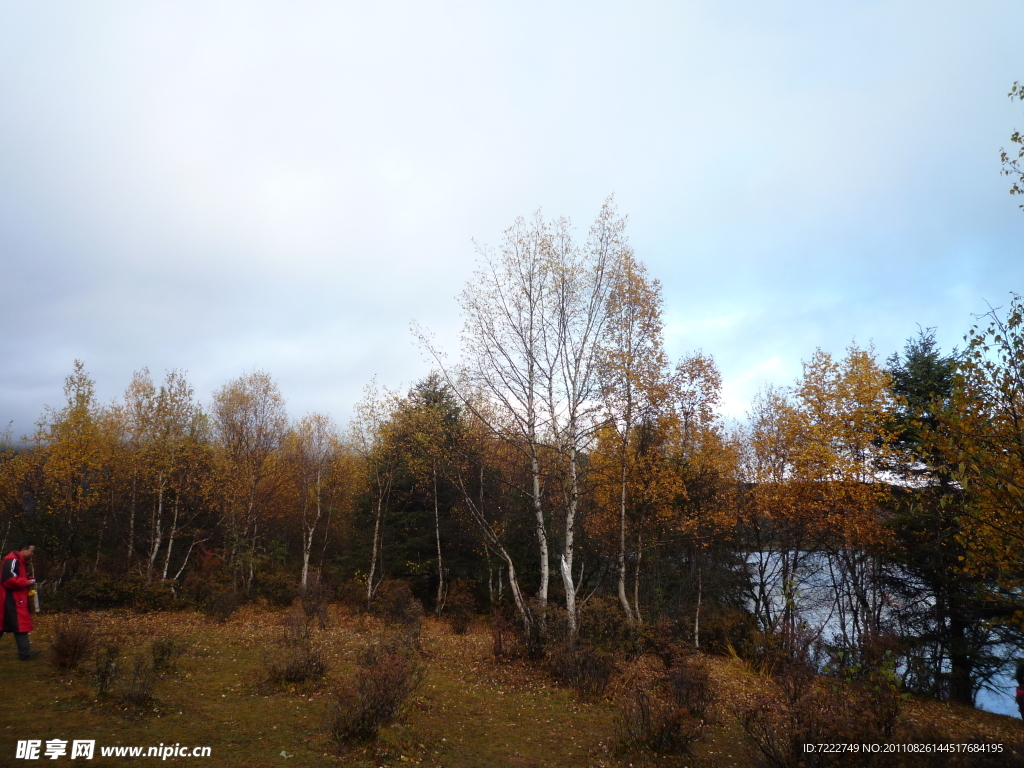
xmin=1 ymin=0 xmax=1022 ymax=437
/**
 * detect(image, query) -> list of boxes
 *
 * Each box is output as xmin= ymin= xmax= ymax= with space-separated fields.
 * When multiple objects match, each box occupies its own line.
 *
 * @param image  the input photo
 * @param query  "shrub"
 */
xmin=445 ymin=579 xmax=475 ymax=635
xmin=327 ymin=641 xmax=425 ymax=746
xmin=121 ymin=655 xmax=156 ymax=709
xmin=699 ymin=606 xmax=756 ymax=656
xmin=491 ymin=609 xmax=518 ymax=659
xmin=739 ymin=684 xmax=869 ymax=768
xmin=132 ymin=579 xmax=179 ymax=611
xmin=372 ymin=580 xmax=423 ymax=644
xmin=617 ymin=687 xmax=705 ymax=756
xmin=667 ymin=656 xmax=716 ymax=720
xmin=56 ymin=572 xmax=128 ymax=610
xmin=578 ymin=596 xmax=636 ymax=654
xmin=335 ymin=578 xmax=367 ymax=613
xmin=517 ymin=600 xmax=548 ymax=659
xmin=255 ymin=568 xmax=297 ymax=608
xmin=640 ymin=616 xmax=691 ymax=668
xmin=449 ymin=607 xmax=472 ymax=635
xmin=300 ymin=578 xmax=333 ymax=628
xmin=180 ymin=549 xmax=229 ymax=607
xmin=151 ymin=637 xmax=187 ymax=672
xmin=372 ymin=580 xmax=418 ymax=623
xmin=94 ymin=644 xmax=120 ymax=696
xmin=546 ymin=642 xmax=615 ymax=698
xmin=822 ymin=636 xmax=902 ymax=741
xmin=263 ymin=646 xmax=328 ymax=687
xmin=617 ymin=656 xmax=715 ymax=757
xmin=50 ymin=617 xmax=96 ymax=671
xmin=56 ymin=573 xmax=179 ymax=611
xmin=203 ymin=589 xmax=239 ymax=622
xmin=282 ymin=606 xmax=312 ymax=645
xmin=738 ymin=663 xmax=903 ymax=767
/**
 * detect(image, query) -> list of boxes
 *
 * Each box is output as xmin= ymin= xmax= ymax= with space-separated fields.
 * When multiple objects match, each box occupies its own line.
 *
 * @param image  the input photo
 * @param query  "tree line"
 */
xmin=2 ymin=200 xmax=1023 ymax=709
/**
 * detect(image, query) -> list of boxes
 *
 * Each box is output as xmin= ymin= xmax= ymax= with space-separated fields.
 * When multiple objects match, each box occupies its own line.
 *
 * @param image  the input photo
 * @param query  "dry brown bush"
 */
xmin=93 ymin=644 xmax=120 ymax=696
xmin=263 ymin=645 xmax=327 ymax=687
xmin=444 ymin=579 xmax=474 ymax=635
xmin=372 ymin=580 xmax=423 ymax=644
xmin=616 ymin=656 xmax=716 ymax=757
xmin=327 ymin=638 xmax=425 ymax=747
xmin=49 ymin=616 xmax=96 ymax=671
xmin=299 ymin=578 xmax=333 ymax=628
xmin=121 ymin=654 xmax=156 ymax=709
xmin=282 ymin=606 xmax=311 ymax=645
xmin=546 ymin=642 xmax=616 ymax=698
xmin=151 ymin=636 xmax=187 ymax=672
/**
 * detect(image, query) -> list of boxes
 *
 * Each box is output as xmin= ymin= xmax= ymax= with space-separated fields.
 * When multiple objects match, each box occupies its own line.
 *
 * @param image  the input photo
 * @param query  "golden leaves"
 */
xmin=745 ymin=343 xmax=895 ymax=548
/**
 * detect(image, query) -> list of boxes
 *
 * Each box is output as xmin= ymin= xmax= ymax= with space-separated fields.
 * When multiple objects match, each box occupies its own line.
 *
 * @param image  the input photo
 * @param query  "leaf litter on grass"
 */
xmin=4 ymin=608 xmax=1023 ymax=768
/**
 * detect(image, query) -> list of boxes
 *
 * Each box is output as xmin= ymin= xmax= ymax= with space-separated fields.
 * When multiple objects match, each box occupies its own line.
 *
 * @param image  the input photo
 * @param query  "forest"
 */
xmin=3 ymin=201 xmax=1024 ymax=765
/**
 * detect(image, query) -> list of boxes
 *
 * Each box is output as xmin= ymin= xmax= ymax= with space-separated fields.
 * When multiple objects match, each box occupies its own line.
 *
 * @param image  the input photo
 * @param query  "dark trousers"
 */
xmin=0 ymin=631 xmax=32 ymax=657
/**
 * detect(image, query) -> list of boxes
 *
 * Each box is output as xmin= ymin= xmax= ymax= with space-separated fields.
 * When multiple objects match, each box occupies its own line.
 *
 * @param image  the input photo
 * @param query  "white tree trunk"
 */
xmin=617 ymin=463 xmax=634 ymax=622
xmin=162 ymin=495 xmax=180 ymax=580
xmin=147 ymin=476 xmax=164 ymax=579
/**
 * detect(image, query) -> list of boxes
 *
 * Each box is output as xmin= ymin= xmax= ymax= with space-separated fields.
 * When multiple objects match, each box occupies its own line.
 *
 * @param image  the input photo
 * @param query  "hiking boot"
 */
xmin=19 ymin=651 xmax=41 ymax=660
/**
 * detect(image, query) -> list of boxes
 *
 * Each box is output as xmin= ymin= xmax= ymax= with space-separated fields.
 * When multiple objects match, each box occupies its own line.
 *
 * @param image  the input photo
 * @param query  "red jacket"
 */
xmin=1 ymin=551 xmax=33 ymax=633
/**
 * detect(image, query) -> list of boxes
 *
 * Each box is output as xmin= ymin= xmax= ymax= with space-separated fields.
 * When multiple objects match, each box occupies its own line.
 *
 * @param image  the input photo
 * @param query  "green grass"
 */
xmin=0 ymin=608 xmax=621 ymax=767
xmin=2 ymin=607 xmax=1022 ymax=767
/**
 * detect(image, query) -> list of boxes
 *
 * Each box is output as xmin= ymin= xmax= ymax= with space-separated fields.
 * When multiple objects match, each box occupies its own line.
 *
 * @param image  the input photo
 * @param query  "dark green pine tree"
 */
xmin=884 ymin=329 xmax=1003 ymax=706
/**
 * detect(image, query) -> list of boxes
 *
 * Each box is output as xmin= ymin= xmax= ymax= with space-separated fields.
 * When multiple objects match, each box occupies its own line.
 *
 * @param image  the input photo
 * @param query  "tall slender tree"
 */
xmin=597 ymin=251 xmax=668 ymax=623
xmin=211 ymin=371 xmax=288 ymax=591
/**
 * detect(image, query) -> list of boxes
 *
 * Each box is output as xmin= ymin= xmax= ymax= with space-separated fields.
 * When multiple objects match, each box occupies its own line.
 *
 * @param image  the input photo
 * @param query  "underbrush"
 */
xmin=7 ymin=607 xmax=1023 ymax=768
xmin=299 ymin=577 xmax=333 ymax=629
xmin=327 ymin=635 xmax=425 ymax=748
xmin=121 ymin=654 xmax=156 ymax=710
xmin=263 ymin=645 xmax=328 ymax=687
xmin=46 ymin=614 xmax=190 ymax=713
xmin=52 ymin=573 xmax=181 ymax=612
xmin=93 ymin=643 xmax=120 ymax=696
xmin=263 ymin=609 xmax=327 ymax=688
xmin=371 ymin=580 xmax=424 ymax=647
xmin=444 ymin=579 xmax=474 ymax=635
xmin=736 ymin=630 xmax=903 ymax=768
xmin=282 ymin=605 xmax=312 ymax=645
xmin=49 ymin=616 xmax=96 ymax=671
xmin=151 ymin=636 xmax=188 ymax=672
xmin=546 ymin=641 xmax=616 ymax=698
xmin=616 ymin=656 xmax=716 ymax=757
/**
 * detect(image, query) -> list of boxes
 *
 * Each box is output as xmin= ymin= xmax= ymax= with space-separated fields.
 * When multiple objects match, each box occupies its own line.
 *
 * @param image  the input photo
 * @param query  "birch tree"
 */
xmin=597 ymin=251 xmax=668 ymax=623
xmin=668 ymin=352 xmax=738 ymax=649
xmin=288 ymin=412 xmax=342 ymax=588
xmin=422 ymin=200 xmax=630 ymax=642
xmin=211 ymin=371 xmax=288 ymax=591
xmin=119 ymin=369 xmax=206 ymax=581
xmin=350 ymin=381 xmax=400 ymax=608
xmin=438 ymin=212 xmax=559 ymax=618
xmin=542 ymin=201 xmax=627 ymax=643
xmin=741 ymin=345 xmax=895 ymax=650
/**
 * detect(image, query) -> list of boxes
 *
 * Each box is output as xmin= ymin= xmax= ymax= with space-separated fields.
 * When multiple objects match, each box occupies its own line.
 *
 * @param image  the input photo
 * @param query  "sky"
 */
xmin=1 ymin=0 xmax=1023 ymax=437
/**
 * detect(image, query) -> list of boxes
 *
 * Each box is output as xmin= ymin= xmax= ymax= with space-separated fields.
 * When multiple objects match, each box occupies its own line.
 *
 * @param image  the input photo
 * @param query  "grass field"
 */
xmin=2 ymin=606 xmax=1023 ymax=767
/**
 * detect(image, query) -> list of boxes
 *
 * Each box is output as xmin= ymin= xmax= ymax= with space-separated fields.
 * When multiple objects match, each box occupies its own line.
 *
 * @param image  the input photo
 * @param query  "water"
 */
xmin=743 ymin=550 xmax=1021 ymax=719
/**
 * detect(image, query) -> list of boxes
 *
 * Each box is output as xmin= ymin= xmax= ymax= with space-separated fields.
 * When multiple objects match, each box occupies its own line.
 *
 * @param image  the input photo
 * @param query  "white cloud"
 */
xmin=1 ymin=0 xmax=1022 ymax=435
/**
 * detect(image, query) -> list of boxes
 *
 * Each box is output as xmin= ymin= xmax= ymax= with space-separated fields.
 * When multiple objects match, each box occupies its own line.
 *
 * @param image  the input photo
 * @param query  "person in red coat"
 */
xmin=1 ymin=542 xmax=40 ymax=660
